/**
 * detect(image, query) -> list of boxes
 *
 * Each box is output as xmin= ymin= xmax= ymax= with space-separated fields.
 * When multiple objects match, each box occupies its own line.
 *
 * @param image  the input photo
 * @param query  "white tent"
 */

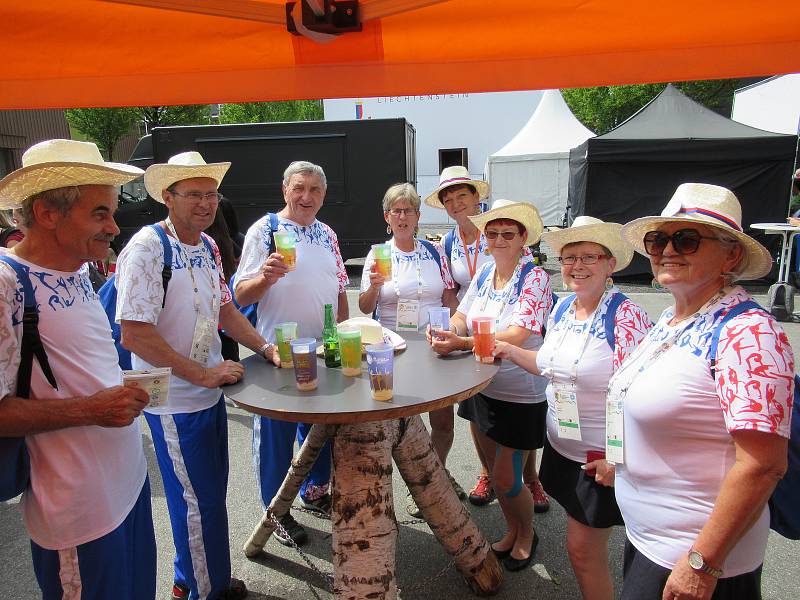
xmin=732 ymin=74 xmax=800 ymax=135
xmin=486 ymin=89 xmax=594 ymax=226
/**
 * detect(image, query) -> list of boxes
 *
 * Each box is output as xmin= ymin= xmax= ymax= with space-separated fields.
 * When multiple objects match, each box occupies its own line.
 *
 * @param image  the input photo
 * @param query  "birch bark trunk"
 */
xmin=243 ymin=423 xmax=335 ymax=557
xmin=392 ymin=415 xmax=503 ymax=596
xmin=332 ymin=420 xmax=399 ymax=600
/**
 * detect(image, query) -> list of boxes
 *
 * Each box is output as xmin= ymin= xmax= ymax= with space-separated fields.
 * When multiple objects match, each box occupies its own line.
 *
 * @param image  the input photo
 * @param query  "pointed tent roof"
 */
xmin=600 ymin=84 xmax=780 ymax=140
xmin=492 ymin=90 xmax=595 ymax=156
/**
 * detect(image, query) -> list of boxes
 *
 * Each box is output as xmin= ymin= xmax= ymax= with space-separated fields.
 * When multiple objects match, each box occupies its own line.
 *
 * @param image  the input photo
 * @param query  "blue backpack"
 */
xmin=709 ymin=299 xmax=800 ymax=541
xmin=0 ymin=256 xmax=58 ymax=501
xmin=98 ymin=223 xmax=213 ymax=370
xmin=230 ymin=213 xmax=279 ymax=326
xmin=551 ymin=292 xmax=628 ymax=350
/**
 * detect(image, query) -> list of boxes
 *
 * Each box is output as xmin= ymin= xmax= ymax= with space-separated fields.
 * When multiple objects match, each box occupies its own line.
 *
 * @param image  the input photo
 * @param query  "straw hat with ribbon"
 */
xmin=144 ymin=151 xmax=230 ymax=203
xmin=423 ymin=165 xmax=490 ymax=209
xmin=541 ymin=216 xmax=633 ymax=272
xmin=621 ymin=183 xmax=772 ymax=280
xmin=468 ymin=199 xmax=544 ymax=246
xmin=0 ymin=139 xmax=143 ymax=209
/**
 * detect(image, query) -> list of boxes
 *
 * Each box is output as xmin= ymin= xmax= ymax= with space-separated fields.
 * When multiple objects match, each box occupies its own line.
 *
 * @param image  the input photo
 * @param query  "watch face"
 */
xmin=688 ymin=551 xmax=703 ymax=570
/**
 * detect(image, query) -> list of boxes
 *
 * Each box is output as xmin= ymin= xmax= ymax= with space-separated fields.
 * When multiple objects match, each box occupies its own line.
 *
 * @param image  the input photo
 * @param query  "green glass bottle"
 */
xmin=323 ymin=303 xmax=341 ymax=368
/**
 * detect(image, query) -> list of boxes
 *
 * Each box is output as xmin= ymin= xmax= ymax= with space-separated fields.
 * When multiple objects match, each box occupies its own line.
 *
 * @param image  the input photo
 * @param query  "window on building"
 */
xmin=0 ymin=148 xmax=13 ymax=179
xmin=438 ymin=147 xmax=468 ymax=172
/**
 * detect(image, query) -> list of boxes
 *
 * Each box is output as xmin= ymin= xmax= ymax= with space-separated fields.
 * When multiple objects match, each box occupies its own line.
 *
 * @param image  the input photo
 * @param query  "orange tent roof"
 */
xmin=2 ymin=0 xmax=799 ymax=109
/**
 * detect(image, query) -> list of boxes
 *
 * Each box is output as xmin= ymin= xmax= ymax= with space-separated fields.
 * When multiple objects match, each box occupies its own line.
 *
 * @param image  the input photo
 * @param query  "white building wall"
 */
xmin=323 ymin=91 xmax=543 ymax=224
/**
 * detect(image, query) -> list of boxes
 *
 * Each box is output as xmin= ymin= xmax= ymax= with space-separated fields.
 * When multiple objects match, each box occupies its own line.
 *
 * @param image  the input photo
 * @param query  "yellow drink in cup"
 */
xmin=337 ymin=325 xmax=362 ymax=376
xmin=372 ymin=243 xmax=392 ymax=280
xmin=274 ymin=322 xmax=298 ymax=368
xmin=274 ymin=232 xmax=297 ymax=271
xmin=366 ymin=342 xmax=394 ymax=401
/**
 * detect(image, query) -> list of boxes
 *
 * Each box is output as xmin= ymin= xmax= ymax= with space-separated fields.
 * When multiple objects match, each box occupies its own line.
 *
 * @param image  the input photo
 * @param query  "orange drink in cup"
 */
xmin=472 ymin=317 xmax=496 ymax=364
xmin=372 ymin=243 xmax=392 ymax=280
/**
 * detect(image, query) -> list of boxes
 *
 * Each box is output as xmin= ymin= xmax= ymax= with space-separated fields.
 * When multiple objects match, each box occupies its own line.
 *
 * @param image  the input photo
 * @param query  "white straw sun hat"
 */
xmin=0 ymin=139 xmax=143 ymax=209
xmin=144 ymin=151 xmax=231 ymax=203
xmin=620 ymin=183 xmax=772 ymax=280
xmin=423 ymin=165 xmax=490 ymax=210
xmin=541 ymin=216 xmax=633 ymax=272
xmin=468 ymin=199 xmax=544 ymax=246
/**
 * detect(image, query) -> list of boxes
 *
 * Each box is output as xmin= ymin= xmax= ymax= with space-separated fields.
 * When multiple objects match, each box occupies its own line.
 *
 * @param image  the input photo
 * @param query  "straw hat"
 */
xmin=0 ymin=139 xmax=143 ymax=209
xmin=541 ymin=216 xmax=633 ymax=272
xmin=423 ymin=166 xmax=490 ymax=209
xmin=621 ymin=183 xmax=772 ymax=280
xmin=144 ymin=151 xmax=230 ymax=203
xmin=468 ymin=199 xmax=544 ymax=246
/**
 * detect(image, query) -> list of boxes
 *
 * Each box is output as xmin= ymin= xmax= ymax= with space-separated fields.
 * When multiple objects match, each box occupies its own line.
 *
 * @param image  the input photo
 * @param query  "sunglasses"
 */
xmin=485 ymin=230 xmax=519 ymax=241
xmin=643 ymin=228 xmax=718 ymax=256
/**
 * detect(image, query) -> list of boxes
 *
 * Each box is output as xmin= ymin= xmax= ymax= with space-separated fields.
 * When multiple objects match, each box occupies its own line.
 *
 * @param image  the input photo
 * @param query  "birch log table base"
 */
xmin=226 ymin=334 xmax=503 ymax=598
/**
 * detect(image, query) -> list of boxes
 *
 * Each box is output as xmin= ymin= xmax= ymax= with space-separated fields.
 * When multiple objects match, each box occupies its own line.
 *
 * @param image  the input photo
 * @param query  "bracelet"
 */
xmin=257 ymin=342 xmax=272 ymax=359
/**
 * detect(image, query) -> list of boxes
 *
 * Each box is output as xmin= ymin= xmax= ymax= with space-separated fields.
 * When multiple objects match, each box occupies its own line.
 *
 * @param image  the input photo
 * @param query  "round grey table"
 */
xmin=226 ymin=333 xmax=503 ymax=599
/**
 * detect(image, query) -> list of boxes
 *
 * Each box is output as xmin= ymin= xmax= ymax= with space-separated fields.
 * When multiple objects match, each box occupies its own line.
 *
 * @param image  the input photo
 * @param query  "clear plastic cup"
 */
xmin=274 ymin=322 xmax=298 ymax=368
xmin=337 ymin=325 xmax=362 ymax=376
xmin=274 ymin=232 xmax=297 ymax=271
xmin=472 ymin=317 xmax=496 ymax=364
xmin=366 ymin=342 xmax=394 ymax=401
xmin=428 ymin=307 xmax=450 ymax=341
xmin=290 ymin=337 xmax=318 ymax=391
xmin=372 ymin=243 xmax=392 ymax=280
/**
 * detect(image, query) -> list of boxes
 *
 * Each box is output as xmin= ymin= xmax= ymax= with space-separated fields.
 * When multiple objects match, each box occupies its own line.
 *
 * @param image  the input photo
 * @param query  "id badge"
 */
xmin=605 ymin=396 xmax=624 ymax=464
xmin=190 ymin=314 xmax=215 ymax=366
xmin=396 ymin=298 xmax=420 ymax=331
xmin=554 ymin=383 xmax=582 ymax=441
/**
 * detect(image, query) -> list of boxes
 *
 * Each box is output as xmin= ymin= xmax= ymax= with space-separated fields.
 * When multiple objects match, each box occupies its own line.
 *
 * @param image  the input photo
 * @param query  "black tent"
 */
xmin=567 ymin=84 xmax=797 ymax=277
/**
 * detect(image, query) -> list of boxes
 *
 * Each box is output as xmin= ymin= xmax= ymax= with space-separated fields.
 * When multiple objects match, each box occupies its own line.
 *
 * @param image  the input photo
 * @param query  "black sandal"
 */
xmin=219 ymin=577 xmax=248 ymax=599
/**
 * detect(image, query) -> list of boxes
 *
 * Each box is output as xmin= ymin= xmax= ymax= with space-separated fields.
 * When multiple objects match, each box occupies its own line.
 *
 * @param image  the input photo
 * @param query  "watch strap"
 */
xmin=688 ymin=550 xmax=723 ymax=578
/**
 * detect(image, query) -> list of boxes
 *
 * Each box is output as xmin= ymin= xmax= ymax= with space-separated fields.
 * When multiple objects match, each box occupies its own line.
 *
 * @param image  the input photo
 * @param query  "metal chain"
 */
xmin=267 ymin=511 xmax=335 ymax=593
xmin=292 ymin=505 xmax=331 ymax=520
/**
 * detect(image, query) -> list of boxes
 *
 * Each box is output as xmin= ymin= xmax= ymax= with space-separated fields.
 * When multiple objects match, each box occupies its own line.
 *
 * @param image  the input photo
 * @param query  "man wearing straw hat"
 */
xmin=116 ymin=152 xmax=274 ymax=600
xmin=0 ymin=139 xmax=156 ymax=599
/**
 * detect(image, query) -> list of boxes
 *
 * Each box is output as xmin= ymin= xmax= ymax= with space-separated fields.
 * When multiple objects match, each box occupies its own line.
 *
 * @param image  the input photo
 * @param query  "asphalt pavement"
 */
xmin=1 ymin=290 xmax=798 ymax=599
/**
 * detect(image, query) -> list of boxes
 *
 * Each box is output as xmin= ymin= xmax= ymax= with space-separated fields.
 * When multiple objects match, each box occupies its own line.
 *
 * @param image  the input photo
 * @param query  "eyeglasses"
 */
xmin=643 ymin=229 xmax=718 ymax=256
xmin=387 ymin=208 xmax=418 ymax=217
xmin=485 ymin=230 xmax=519 ymax=241
xmin=168 ymin=190 xmax=221 ymax=202
xmin=558 ymin=254 xmax=608 ymax=265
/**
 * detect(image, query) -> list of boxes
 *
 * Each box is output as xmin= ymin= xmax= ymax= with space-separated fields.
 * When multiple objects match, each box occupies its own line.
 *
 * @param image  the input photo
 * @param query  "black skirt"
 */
xmin=539 ymin=438 xmax=623 ymax=529
xmin=457 ymin=393 xmax=546 ymax=450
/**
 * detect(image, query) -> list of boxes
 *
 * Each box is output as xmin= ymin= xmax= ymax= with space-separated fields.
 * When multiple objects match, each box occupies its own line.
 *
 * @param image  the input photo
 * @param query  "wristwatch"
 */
xmin=257 ymin=342 xmax=273 ymax=360
xmin=687 ymin=550 xmax=723 ymax=578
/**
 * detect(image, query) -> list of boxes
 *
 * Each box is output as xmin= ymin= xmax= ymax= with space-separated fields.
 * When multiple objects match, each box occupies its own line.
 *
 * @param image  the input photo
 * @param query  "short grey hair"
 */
xmin=282 ymin=161 xmax=327 ymax=189
xmin=711 ymin=228 xmax=747 ymax=282
xmin=382 ymin=183 xmax=420 ymax=212
xmin=17 ymin=186 xmax=81 ymax=228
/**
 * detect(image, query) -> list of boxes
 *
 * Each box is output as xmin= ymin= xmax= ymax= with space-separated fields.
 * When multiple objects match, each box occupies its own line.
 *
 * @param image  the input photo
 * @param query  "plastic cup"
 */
xmin=372 ymin=243 xmax=392 ymax=280
xmin=428 ymin=307 xmax=450 ymax=340
xmin=472 ymin=317 xmax=496 ymax=364
xmin=366 ymin=342 xmax=394 ymax=401
xmin=337 ymin=325 xmax=362 ymax=376
xmin=274 ymin=232 xmax=297 ymax=271
xmin=274 ymin=322 xmax=298 ymax=368
xmin=290 ymin=337 xmax=318 ymax=391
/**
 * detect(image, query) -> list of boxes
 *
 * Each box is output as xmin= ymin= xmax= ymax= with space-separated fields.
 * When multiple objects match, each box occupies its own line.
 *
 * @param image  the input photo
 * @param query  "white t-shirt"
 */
xmin=611 ymin=287 xmax=794 ymax=576
xmin=116 ymin=226 xmax=232 ymax=415
xmin=443 ymin=225 xmax=493 ymax=301
xmin=536 ymin=290 xmax=651 ymax=462
xmin=457 ymin=258 xmax=552 ymax=403
xmin=236 ymin=215 xmax=348 ymax=342
xmin=0 ymin=255 xmax=147 ymax=550
xmin=360 ymin=238 xmax=455 ymax=331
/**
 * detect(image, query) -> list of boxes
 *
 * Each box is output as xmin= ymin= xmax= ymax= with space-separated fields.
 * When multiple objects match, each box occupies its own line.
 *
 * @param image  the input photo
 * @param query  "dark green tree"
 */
xmin=562 ymin=79 xmax=744 ymax=135
xmin=65 ymin=107 xmax=137 ymax=159
xmin=218 ymin=100 xmax=323 ymax=124
xmin=135 ymin=105 xmax=212 ymax=133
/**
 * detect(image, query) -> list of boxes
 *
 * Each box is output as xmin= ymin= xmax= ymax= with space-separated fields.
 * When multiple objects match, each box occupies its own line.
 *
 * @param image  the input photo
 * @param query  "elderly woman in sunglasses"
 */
xmin=429 ymin=200 xmax=553 ymax=572
xmin=359 ymin=183 xmax=460 ymax=512
xmin=493 ymin=216 xmax=651 ymax=600
xmin=610 ymin=184 xmax=794 ymax=600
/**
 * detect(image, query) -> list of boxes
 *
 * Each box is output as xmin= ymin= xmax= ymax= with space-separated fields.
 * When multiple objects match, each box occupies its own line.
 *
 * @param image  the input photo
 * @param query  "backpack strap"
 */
xmin=604 ymin=292 xmax=628 ymax=351
xmin=0 ymin=256 xmax=58 ymax=398
xmin=514 ymin=262 xmax=536 ymax=299
xmin=418 ymin=238 xmax=443 ymax=273
xmin=475 ymin=261 xmax=493 ymax=291
xmin=148 ymin=224 xmax=172 ymax=309
xmin=709 ymin=299 xmax=763 ymax=379
xmin=443 ymin=229 xmax=455 ymax=269
xmin=552 ymin=294 xmax=576 ymax=326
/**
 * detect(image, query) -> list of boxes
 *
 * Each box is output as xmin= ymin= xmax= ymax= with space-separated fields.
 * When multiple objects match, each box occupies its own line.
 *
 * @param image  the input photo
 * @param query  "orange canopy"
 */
xmin=2 ymin=0 xmax=799 ymax=109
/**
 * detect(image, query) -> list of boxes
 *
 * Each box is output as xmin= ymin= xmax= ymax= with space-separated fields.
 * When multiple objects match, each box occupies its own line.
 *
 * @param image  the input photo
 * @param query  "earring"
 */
xmin=605 ymin=276 xmax=614 ymax=290
xmin=651 ymin=277 xmax=665 ymax=291
xmin=386 ymin=224 xmax=392 ymax=235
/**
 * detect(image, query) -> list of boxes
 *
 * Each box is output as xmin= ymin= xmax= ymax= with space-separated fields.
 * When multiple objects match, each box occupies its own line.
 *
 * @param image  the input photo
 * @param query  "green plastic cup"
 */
xmin=337 ymin=325 xmax=362 ymax=376
xmin=274 ymin=322 xmax=298 ymax=368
